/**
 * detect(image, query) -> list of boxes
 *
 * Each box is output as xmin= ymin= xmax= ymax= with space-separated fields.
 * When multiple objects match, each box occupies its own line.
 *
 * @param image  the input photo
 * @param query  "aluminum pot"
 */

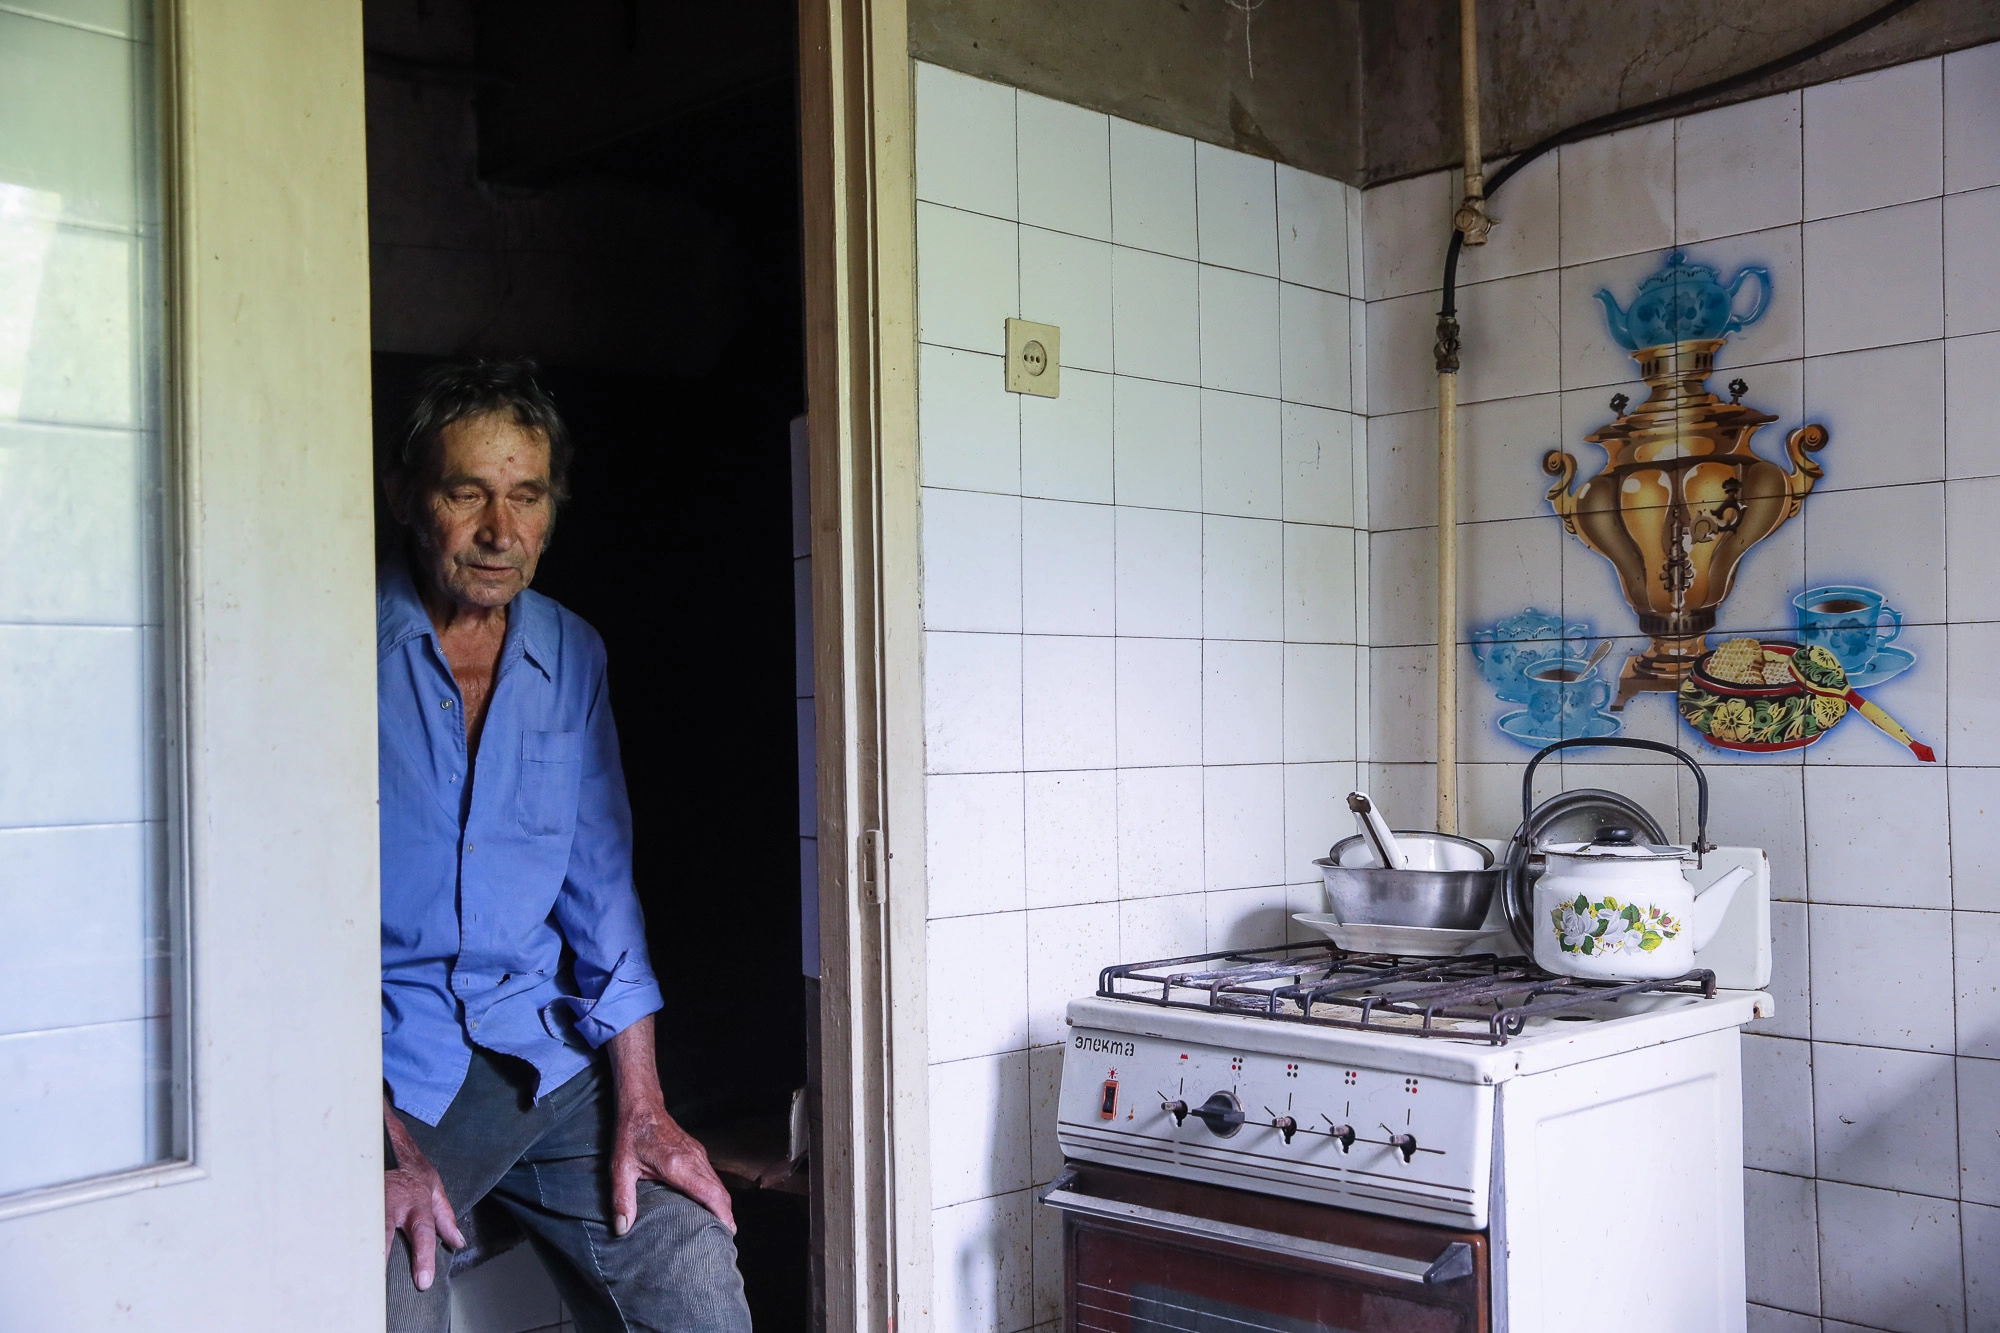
xmin=1317 ymin=833 xmax=1504 ymax=931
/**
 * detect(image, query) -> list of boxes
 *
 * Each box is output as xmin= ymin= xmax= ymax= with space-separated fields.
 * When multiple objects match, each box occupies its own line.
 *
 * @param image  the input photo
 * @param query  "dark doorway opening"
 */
xmin=364 ymin=1 xmax=808 ymax=1326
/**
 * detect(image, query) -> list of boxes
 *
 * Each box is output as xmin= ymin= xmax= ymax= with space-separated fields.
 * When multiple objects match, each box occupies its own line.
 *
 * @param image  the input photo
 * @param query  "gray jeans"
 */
xmin=386 ymin=1048 xmax=753 ymax=1332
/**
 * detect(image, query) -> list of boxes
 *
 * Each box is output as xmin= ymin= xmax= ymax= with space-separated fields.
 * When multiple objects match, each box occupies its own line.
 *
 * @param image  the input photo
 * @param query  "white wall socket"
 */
xmin=1004 ymin=318 xmax=1060 ymax=397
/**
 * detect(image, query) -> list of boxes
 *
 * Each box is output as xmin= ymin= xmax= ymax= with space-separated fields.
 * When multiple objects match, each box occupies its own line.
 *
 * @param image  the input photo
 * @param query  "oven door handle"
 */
xmin=1038 ymin=1178 xmax=1475 ymax=1286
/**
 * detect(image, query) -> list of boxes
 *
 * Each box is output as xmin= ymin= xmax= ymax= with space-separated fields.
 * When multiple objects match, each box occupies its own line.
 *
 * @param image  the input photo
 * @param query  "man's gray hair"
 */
xmin=391 ymin=359 xmax=573 ymax=516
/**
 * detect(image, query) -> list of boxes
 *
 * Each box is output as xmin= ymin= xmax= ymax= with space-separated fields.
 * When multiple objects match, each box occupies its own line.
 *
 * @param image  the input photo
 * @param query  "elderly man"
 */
xmin=377 ymin=361 xmax=752 ymax=1332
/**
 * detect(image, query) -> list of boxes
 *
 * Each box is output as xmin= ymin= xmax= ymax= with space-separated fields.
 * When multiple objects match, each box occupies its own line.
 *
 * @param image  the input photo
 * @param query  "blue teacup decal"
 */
xmin=1794 ymin=585 xmax=1901 ymax=676
xmin=1470 ymin=608 xmax=1591 ymax=702
xmin=1521 ymin=657 xmax=1613 ymax=732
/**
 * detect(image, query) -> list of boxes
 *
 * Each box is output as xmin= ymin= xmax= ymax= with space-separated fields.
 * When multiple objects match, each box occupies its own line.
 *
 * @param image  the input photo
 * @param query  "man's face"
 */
xmin=408 ymin=411 xmax=554 ymax=612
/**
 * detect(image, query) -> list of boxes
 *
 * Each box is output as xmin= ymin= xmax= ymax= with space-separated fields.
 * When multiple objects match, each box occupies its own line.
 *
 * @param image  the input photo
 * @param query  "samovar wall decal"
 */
xmin=1544 ymin=251 xmax=1829 ymax=710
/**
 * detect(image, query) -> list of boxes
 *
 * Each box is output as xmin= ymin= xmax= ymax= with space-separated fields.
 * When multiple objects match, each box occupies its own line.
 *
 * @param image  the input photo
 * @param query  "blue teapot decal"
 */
xmin=1593 ymin=250 xmax=1771 ymax=351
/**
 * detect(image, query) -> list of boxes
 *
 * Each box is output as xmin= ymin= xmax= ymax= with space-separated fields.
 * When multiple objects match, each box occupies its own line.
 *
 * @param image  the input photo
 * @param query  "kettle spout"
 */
xmin=1690 ymin=864 xmax=1754 ymax=953
xmin=1592 ymin=288 xmax=1635 ymax=351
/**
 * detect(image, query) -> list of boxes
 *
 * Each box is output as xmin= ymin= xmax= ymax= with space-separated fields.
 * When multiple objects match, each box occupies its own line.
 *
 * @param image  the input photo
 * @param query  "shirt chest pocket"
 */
xmin=516 ymin=730 xmax=583 ymax=836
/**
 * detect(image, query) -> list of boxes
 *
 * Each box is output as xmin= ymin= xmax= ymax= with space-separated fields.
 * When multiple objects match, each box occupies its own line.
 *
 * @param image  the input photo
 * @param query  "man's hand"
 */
xmin=608 ymin=1016 xmax=736 ymax=1236
xmin=385 ymin=1096 xmax=465 ymax=1291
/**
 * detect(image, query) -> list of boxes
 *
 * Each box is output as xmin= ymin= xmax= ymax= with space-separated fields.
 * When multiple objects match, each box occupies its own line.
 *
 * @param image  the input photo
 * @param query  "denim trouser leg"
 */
xmin=386 ymin=1049 xmax=752 ymax=1333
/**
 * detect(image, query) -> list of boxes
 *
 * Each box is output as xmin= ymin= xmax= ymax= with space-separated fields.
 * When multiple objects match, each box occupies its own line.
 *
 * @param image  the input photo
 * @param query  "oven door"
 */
xmin=1043 ymin=1163 xmax=1489 ymax=1333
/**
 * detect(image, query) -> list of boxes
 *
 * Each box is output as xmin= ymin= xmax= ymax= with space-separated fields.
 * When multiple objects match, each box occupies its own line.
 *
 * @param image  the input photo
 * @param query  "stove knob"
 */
xmin=1271 ymin=1115 xmax=1298 ymax=1144
xmin=1189 ymin=1092 xmax=1245 ymax=1138
xmin=1325 ymin=1122 xmax=1356 ymax=1151
xmin=1161 ymin=1098 xmax=1189 ymax=1126
xmin=1386 ymin=1131 xmax=1419 ymax=1162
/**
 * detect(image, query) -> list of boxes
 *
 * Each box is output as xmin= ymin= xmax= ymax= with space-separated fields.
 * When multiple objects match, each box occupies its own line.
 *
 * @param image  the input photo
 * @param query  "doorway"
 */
xmin=363 ymin=1 xmax=810 ymax=1326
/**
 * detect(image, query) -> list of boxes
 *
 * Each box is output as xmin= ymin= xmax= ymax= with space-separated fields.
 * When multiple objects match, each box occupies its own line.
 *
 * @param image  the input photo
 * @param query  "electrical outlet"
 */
xmin=1004 ymin=318 xmax=1060 ymax=397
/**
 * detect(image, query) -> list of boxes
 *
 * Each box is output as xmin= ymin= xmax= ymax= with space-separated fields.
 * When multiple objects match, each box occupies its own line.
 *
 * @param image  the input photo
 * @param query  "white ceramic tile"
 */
xmin=1200 ymin=389 xmax=1281 ymax=518
xmin=1280 ymin=404 xmax=1356 ymax=528
xmin=1362 ymin=170 xmax=1452 ymax=301
xmin=1278 ymin=283 xmax=1352 ymax=412
xmin=1688 ymin=765 xmax=1806 ymax=900
xmin=1205 ymin=883 xmax=1289 ymax=952
xmin=1950 ymin=475 xmax=2000 ymax=622
xmin=1025 ymin=900 xmax=1118 ymax=1047
xmin=1803 ymin=340 xmax=1944 ymax=493
xmin=1804 ymin=482 xmax=1944 ymax=627
xmin=1678 ymin=92 xmax=1804 ymax=243
xmin=924 ymin=632 xmax=1023 ymax=775
xmin=1021 ymin=499 xmax=1113 ymax=635
xmin=1116 ymin=765 xmax=1203 ymax=898
xmin=1744 ymin=1168 xmax=1821 ymax=1316
xmin=1804 ymin=59 xmax=1943 ymax=221
xmin=1109 ymin=118 xmax=1197 ymax=259
xmin=926 ymin=773 xmax=1027 ymax=920
xmin=919 ymin=346 xmax=1019 ymax=495
xmin=0 ymin=625 xmax=145 ymax=828
xmin=1194 ymin=143 xmax=1277 ymax=277
xmin=0 ymin=423 xmax=147 ymax=624
xmin=1114 ymin=506 xmax=1202 ymax=638
xmin=1203 ymin=516 xmax=1282 ymax=641
xmin=1960 ymin=1054 xmax=2000 ymax=1205
xmin=1361 ymin=761 xmax=1438 ymax=828
xmin=1809 ymin=905 xmax=1955 ymax=1052
xmin=448 ymin=1240 xmax=565 ymax=1333
xmin=917 ymin=202 xmax=1018 ymax=356
xmin=1950 ymin=623 xmax=2000 ymax=765
xmin=1368 ymin=647 xmax=1435 ymax=764
xmin=1816 ymin=1181 xmax=1963 ymax=1333
xmin=1560 ymin=121 xmax=1675 ymax=266
xmin=1282 ymin=761 xmax=1356 ymax=886
xmin=1947 ymin=331 xmax=2000 ymax=480
xmin=1742 ymin=1034 xmax=1815 ymax=1176
xmin=1276 ymin=165 xmax=1349 ymax=295
xmin=1017 ymin=91 xmax=1110 ymax=241
xmin=1283 ymin=523 xmax=1357 ymax=645
xmin=1369 ymin=526 xmax=1435 ymax=649
xmin=1020 ymin=226 xmax=1113 ymax=373
xmin=1745 ymin=1306 xmax=1819 ymax=1333
xmin=1201 ymin=764 xmax=1282 ymax=894
xmin=1813 ymin=1042 xmax=1958 ymax=1197
xmin=1112 ymin=376 xmax=1202 ymax=511
xmin=1115 ymin=638 xmax=1202 ymax=767
xmin=1365 ymin=291 xmax=1441 ymax=417
xmin=0 ymin=823 xmax=149 ymax=1037
xmin=1283 ymin=643 xmax=1357 ymax=764
xmin=1967 ymin=1198 xmax=2000 ymax=1333
xmin=930 ymin=1190 xmax=1034 ymax=1333
xmin=1951 ymin=771 xmax=2000 ymax=913
xmin=1118 ymin=891 xmax=1205 ymax=962
xmin=1804 ymin=766 xmax=1948 ymax=908
xmin=1365 ymin=409 xmax=1435 ymax=532
xmin=1112 ymin=247 xmax=1200 ymax=384
xmin=1202 ymin=639 xmax=1282 ymax=766
xmin=1456 ymin=152 xmax=1561 ymax=286
xmin=1457 ymin=270 xmax=1560 ymax=404
xmin=1946 ymin=187 xmax=2000 ymax=337
xmin=1945 ymin=43 xmax=2000 ymax=194
xmin=1456 ymin=393 xmax=1561 ymax=524
xmin=928 ymin=912 xmax=1028 ymax=1060
xmin=1961 ymin=910 xmax=2000 ymax=1058
xmin=1028 ymin=1043 xmax=1065 ymax=1184
xmin=1751 ymin=900 xmax=1811 ymax=1040
xmin=1022 ymin=635 xmax=1116 ymax=772
xmin=0 ymin=14 xmax=140 ymax=229
xmin=1347 ymin=297 xmax=1368 ymax=417
xmin=1458 ymin=517 xmax=1562 ymax=637
xmin=915 ymin=63 xmax=1017 ymax=220
xmin=922 ymin=488 xmax=1021 ymax=633
xmin=1558 ymin=248 xmax=1680 ymax=391
xmin=1198 ymin=266 xmax=1280 ymax=397
xmin=0 ymin=1018 xmax=153 ymax=1194
xmin=1022 ymin=367 xmax=1113 ymax=503
xmin=1023 ymin=769 xmax=1117 ymax=911
xmin=928 ymin=1051 xmax=1031 ymax=1207
xmin=1803 ymin=200 xmax=1943 ymax=357
xmin=11 ymin=226 xmax=138 ymax=429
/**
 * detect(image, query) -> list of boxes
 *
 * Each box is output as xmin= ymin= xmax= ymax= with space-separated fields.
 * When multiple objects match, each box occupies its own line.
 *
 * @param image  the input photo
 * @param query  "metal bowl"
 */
xmin=1316 ymin=834 xmax=1504 ymax=931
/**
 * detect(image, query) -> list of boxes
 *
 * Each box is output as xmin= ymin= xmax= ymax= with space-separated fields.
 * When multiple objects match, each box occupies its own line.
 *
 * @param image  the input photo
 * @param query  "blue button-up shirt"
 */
xmin=378 ymin=559 xmax=663 ymax=1126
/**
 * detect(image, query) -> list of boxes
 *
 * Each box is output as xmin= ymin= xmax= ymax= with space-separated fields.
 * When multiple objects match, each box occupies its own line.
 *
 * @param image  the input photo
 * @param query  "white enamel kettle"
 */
xmin=1520 ymin=739 xmax=1753 ymax=982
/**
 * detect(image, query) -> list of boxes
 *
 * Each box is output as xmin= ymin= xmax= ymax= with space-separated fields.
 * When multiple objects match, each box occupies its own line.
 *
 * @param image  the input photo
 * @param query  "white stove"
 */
xmin=1046 ymin=848 xmax=1772 ymax=1333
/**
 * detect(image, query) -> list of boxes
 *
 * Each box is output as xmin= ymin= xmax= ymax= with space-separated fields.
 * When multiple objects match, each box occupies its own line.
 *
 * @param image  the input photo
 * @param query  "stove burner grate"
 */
xmin=1097 ymin=941 xmax=1717 ymax=1045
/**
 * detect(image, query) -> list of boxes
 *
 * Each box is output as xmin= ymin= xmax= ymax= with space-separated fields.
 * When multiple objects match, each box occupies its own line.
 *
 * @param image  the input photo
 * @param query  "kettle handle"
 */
xmin=1519 ymin=738 xmax=1714 ymax=858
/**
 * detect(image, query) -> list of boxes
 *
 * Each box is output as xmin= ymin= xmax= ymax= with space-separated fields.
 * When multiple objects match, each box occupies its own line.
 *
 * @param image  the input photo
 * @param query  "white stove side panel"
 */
xmin=1056 ymin=1024 xmax=1497 ymax=1229
xmin=1493 ymin=1026 xmax=1746 ymax=1333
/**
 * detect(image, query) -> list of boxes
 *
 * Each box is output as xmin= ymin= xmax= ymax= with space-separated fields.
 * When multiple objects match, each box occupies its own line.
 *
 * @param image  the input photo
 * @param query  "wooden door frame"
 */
xmin=798 ymin=0 xmax=932 ymax=1329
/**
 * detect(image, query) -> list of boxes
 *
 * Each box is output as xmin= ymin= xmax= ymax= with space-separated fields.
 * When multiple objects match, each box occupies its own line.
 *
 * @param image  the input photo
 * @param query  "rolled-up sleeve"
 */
xmin=551 ymin=661 xmax=663 ymax=1046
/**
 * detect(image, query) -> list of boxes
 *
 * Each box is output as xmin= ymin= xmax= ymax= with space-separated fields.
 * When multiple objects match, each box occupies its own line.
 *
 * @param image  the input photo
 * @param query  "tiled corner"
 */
xmin=1361 ymin=169 xmax=1452 ymax=302
xmin=1280 ymin=403 xmax=1358 ymax=528
xmin=1276 ymin=165 xmax=1350 ymax=295
xmin=1279 ymin=283 xmax=1353 ymax=411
